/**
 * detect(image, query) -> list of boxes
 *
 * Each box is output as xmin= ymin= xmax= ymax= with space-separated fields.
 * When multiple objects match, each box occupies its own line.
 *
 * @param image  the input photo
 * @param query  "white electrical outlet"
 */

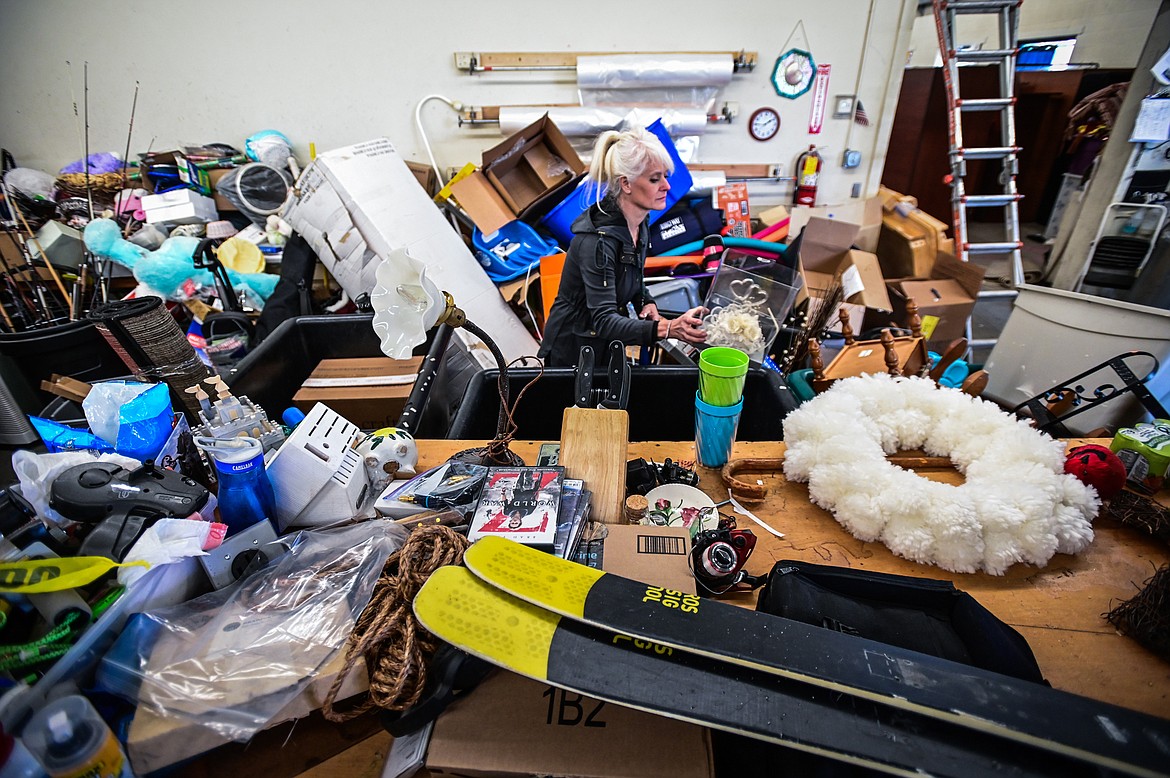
xmin=453 ymin=52 xmax=477 ymax=71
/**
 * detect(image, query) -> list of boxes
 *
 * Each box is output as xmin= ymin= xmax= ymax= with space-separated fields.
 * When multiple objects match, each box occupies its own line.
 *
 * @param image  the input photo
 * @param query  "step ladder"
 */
xmin=932 ymin=0 xmax=1025 ymax=352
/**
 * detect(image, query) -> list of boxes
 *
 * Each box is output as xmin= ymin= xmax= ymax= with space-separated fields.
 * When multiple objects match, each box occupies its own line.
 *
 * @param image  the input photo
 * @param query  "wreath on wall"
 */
xmin=782 ymin=374 xmax=1101 ymax=575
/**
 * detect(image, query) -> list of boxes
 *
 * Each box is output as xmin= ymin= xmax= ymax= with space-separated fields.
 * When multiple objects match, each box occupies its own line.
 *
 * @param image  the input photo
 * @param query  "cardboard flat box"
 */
xmin=451 ymin=115 xmax=586 ymax=235
xmin=866 ymin=252 xmax=985 ymax=347
xmin=426 ymin=671 xmax=713 ymax=778
xmin=795 ymin=217 xmax=892 ymax=315
xmin=280 ymin=138 xmax=539 ymax=365
xmin=141 ymin=188 xmax=217 ymax=225
xmin=292 ymin=356 xmax=422 ymax=430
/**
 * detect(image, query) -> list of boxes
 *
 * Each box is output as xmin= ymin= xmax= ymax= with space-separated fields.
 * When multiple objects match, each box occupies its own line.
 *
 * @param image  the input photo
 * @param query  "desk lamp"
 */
xmin=371 ymin=248 xmax=523 ymax=466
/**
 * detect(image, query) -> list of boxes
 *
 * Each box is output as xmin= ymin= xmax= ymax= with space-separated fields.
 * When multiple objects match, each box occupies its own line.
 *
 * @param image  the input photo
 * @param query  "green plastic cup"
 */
xmin=698 ymin=347 xmax=749 ymax=407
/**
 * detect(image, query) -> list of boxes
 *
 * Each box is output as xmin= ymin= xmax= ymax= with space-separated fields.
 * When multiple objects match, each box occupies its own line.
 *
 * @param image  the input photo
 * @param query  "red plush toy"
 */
xmin=1064 ymin=444 xmax=1127 ymax=500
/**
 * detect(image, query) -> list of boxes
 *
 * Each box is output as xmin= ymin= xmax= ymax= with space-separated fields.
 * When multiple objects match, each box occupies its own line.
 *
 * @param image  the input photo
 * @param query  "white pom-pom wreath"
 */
xmin=782 ymin=373 xmax=1100 ymax=575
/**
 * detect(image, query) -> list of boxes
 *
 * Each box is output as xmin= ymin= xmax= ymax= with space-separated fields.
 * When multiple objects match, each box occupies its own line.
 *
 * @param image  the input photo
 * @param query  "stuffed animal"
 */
xmin=83 ymin=218 xmax=278 ymax=304
xmin=1064 ymin=444 xmax=1127 ymax=500
xmin=356 ymin=427 xmax=418 ymax=497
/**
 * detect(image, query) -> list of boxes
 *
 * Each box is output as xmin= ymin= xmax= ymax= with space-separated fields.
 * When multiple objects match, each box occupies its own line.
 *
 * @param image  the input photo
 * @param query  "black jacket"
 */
xmin=538 ymin=199 xmax=657 ymax=366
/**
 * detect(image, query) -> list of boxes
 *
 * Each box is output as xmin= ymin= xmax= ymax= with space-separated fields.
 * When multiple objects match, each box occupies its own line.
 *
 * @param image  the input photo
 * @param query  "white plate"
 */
xmin=642 ymin=484 xmax=718 ymax=535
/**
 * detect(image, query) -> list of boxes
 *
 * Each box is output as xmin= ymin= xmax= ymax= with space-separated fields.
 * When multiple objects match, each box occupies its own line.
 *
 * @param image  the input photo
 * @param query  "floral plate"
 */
xmin=642 ymin=484 xmax=718 ymax=536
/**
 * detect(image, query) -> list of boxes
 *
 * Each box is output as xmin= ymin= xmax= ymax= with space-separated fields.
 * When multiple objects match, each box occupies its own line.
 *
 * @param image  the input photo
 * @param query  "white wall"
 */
xmin=0 ymin=0 xmax=917 ymax=209
xmin=906 ymin=0 xmax=1162 ymax=69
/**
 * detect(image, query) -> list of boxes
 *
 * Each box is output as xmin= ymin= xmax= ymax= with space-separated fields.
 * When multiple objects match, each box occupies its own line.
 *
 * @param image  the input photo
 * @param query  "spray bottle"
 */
xmin=194 ymin=436 xmax=276 ymax=535
xmin=20 ymin=695 xmax=131 ymax=778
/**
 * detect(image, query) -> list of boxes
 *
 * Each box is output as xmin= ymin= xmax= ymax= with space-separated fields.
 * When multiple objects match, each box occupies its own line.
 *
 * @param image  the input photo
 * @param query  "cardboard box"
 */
xmin=876 ymin=186 xmax=953 ymax=279
xmin=786 ymin=197 xmax=883 ymax=253
xmin=291 ymin=356 xmax=422 ymax=431
xmin=141 ymin=188 xmax=217 ymax=224
xmin=795 ymin=217 xmax=892 ymax=316
xmin=450 ymin=115 xmax=586 ymax=235
xmin=867 ymin=252 xmax=985 ymax=347
xmin=207 ymin=167 xmax=238 ymax=211
xmin=601 ymin=524 xmax=697 ymax=594
xmin=406 ymin=161 xmax=440 ymax=197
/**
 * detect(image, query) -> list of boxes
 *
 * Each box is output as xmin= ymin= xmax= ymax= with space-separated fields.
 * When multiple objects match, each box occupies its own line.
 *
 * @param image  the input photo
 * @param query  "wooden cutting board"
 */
xmin=560 ymin=407 xmax=629 ymax=525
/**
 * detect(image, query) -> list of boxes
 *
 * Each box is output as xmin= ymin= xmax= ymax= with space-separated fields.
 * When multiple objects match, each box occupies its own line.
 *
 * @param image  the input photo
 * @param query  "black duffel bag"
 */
xmin=756 ymin=559 xmax=1047 ymax=683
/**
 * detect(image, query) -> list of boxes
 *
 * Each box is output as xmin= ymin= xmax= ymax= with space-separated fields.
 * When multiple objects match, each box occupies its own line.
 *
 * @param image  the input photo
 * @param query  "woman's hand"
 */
xmin=658 ymin=306 xmax=708 ymax=344
xmin=639 ymin=302 xmax=660 ymax=321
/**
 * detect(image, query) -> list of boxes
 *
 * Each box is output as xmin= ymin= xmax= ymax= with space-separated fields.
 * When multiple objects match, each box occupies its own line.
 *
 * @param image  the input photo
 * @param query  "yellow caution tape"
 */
xmin=0 ymin=558 xmax=150 ymax=594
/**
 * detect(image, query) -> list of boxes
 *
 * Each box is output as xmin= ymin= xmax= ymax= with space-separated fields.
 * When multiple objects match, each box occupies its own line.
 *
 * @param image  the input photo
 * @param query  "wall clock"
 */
xmin=748 ymin=107 xmax=780 ymax=141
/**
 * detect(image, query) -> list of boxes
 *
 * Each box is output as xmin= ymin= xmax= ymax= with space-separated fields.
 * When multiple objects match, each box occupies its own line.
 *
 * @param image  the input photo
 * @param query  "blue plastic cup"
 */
xmin=695 ymin=391 xmax=743 ymax=468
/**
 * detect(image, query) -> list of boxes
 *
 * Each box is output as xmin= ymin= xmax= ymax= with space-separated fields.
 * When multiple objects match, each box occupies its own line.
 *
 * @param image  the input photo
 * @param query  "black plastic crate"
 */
xmin=448 ymin=366 xmax=797 ymax=442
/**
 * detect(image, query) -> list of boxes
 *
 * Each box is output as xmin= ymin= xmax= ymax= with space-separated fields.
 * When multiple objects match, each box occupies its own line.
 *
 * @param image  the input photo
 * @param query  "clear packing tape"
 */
xmin=104 ymin=521 xmax=406 ymax=742
xmin=576 ymin=54 xmax=734 ymax=113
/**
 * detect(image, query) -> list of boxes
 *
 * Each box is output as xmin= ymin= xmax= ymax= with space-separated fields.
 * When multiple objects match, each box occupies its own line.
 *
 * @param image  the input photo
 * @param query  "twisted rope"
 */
xmin=322 ymin=524 xmax=470 ymax=721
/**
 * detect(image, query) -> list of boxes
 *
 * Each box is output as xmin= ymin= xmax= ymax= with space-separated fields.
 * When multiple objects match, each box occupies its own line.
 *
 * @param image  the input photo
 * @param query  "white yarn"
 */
xmin=782 ymin=373 xmax=1101 ymax=575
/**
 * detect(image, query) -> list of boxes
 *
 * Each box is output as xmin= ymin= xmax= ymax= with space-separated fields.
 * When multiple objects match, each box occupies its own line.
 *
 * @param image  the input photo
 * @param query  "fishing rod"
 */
xmin=121 ymin=82 xmax=139 ymax=191
xmin=84 ymin=61 xmax=93 ymax=222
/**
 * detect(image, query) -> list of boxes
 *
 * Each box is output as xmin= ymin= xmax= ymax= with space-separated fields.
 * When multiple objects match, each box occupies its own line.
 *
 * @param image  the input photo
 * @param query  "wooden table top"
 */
xmin=285 ymin=437 xmax=1170 ymax=777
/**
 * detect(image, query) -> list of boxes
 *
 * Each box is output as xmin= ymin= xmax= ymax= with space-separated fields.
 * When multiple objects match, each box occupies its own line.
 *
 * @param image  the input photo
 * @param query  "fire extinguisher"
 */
xmin=794 ymin=145 xmax=822 ymax=206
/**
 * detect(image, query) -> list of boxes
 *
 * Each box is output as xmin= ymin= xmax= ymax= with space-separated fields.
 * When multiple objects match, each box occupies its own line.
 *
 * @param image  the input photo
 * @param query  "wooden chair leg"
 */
xmin=961 ymin=370 xmax=989 ymax=397
xmin=839 ymin=306 xmax=854 ymax=346
xmin=881 ymin=329 xmax=900 ymax=376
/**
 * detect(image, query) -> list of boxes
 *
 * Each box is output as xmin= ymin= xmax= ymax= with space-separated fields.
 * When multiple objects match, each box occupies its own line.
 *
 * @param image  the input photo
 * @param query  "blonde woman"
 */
xmin=538 ymin=128 xmax=706 ymax=367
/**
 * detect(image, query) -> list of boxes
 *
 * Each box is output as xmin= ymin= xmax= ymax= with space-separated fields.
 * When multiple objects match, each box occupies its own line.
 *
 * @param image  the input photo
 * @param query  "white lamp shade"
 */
xmin=371 ymin=248 xmax=444 ymax=359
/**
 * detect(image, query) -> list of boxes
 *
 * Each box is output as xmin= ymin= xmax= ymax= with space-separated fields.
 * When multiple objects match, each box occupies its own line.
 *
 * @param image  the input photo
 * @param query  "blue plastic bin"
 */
xmin=539 ymin=119 xmax=693 ymax=248
xmin=472 ymin=220 xmax=560 ymax=283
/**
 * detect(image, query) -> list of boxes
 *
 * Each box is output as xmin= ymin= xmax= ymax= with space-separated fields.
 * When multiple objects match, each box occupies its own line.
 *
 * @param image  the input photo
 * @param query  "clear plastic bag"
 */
xmin=82 ymin=381 xmax=174 ymax=461
xmin=108 ymin=520 xmax=405 ymax=741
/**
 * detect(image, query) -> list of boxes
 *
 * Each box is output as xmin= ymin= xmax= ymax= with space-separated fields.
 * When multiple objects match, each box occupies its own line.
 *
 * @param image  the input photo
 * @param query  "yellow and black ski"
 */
xmin=415 ymin=565 xmax=1113 ymax=778
xmin=461 ymin=536 xmax=1170 ymax=778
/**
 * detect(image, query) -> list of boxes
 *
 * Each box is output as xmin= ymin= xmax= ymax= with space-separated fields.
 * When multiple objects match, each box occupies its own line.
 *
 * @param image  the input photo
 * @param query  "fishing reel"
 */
xmin=690 ymin=517 xmax=763 ymax=595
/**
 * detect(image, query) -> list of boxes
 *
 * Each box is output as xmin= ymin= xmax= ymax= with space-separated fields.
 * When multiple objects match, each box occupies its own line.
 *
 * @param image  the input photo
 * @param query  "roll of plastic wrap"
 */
xmin=623 ymin=108 xmax=709 ymax=136
xmin=499 ymin=107 xmax=627 ymax=136
xmin=688 ymin=171 xmax=727 ymax=196
xmin=577 ymin=54 xmax=734 ymax=90
xmin=499 ymin=106 xmax=710 ymax=137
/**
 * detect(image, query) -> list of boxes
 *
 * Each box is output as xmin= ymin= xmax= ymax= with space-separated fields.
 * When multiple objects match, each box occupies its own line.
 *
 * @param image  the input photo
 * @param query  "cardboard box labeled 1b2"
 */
xmin=292 ymin=356 xmax=422 ymax=430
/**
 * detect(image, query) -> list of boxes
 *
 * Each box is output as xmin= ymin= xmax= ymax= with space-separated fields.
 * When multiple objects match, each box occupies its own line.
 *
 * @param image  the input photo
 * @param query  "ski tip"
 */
xmin=414 ymin=564 xmax=561 ymax=679
xmin=465 ymin=536 xmax=604 ymax=619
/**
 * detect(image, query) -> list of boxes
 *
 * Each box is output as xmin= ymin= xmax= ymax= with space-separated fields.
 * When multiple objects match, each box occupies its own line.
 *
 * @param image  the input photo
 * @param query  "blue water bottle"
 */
xmin=195 ymin=436 xmax=276 ymax=535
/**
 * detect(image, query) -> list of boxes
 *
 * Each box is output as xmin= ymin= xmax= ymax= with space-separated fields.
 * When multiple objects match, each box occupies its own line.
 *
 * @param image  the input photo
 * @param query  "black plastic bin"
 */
xmin=0 ymin=319 xmax=127 ymax=413
xmin=226 ymin=314 xmax=475 ymax=438
xmin=447 ymin=366 xmax=797 ymax=442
